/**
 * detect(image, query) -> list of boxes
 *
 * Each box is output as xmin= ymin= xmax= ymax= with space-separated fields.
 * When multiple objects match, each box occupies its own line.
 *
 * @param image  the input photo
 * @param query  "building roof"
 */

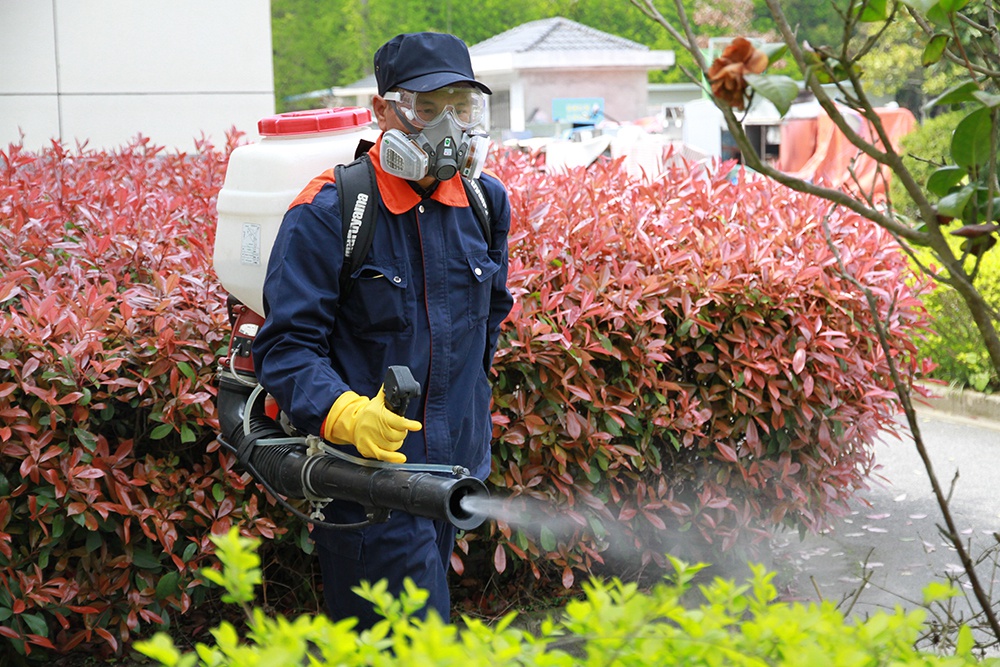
xmin=471 ymin=17 xmax=649 ymax=55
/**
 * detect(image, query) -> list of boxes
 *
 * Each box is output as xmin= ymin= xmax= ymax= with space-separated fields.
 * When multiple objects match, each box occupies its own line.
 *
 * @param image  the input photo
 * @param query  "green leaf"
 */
xmin=86 ymin=530 xmax=102 ymax=553
xmin=21 ymin=613 xmax=48 ymax=637
xmin=177 ymin=361 xmax=196 ymax=381
xmin=132 ymin=548 xmax=163 ymax=570
xmin=924 ymin=581 xmax=958 ymax=605
xmin=956 ymin=624 xmax=974 ymax=656
xmin=937 ymin=186 xmax=973 ymax=217
xmin=134 ymin=634 xmax=185 ymax=666
xmin=858 ymin=0 xmax=889 ymax=21
xmin=200 ymin=568 xmax=226 ymax=588
xmin=588 ymin=517 xmax=607 ymax=539
xmin=156 ymin=571 xmax=181 ymax=600
xmin=51 ymin=513 xmax=65 ymax=539
xmin=960 ymin=234 xmax=997 ymax=256
xmin=925 ymin=79 xmax=978 ymax=109
xmin=805 ymin=61 xmax=848 ymax=85
xmin=540 ymin=526 xmax=557 ymax=552
xmin=745 ymin=74 xmax=800 ymax=116
xmin=973 ymin=91 xmax=1000 ymax=109
xmin=939 ymin=0 xmax=970 ymax=11
xmin=760 ymin=43 xmax=787 ymax=65
xmin=922 ymin=34 xmax=949 ymax=66
xmin=73 ymin=428 xmax=97 ymax=450
xmin=952 ymin=107 xmax=993 ymax=169
xmin=900 ymin=0 xmax=938 ymax=12
xmin=150 ymin=423 xmax=174 ymax=440
xmin=926 ymin=166 xmax=966 ymax=197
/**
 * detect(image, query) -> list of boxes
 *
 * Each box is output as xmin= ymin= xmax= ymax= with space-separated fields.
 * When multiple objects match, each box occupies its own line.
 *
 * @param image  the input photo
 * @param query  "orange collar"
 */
xmin=369 ymin=135 xmax=470 ymax=214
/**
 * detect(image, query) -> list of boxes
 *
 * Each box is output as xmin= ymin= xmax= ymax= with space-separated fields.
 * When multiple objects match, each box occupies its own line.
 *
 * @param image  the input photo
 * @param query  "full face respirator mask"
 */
xmin=380 ymin=87 xmax=490 ymax=182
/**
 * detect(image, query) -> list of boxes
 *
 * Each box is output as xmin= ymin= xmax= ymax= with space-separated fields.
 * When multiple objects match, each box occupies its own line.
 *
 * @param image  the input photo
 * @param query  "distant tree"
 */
xmin=271 ymin=0 xmax=365 ymax=107
xmin=270 ymin=0 xmax=849 ymax=104
xmin=749 ymin=0 xmax=842 ymax=49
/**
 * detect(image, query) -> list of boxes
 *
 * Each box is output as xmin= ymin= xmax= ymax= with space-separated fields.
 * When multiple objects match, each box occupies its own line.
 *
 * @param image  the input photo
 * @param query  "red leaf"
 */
xmin=27 ymin=634 xmax=56 ymax=650
xmin=95 ymin=627 xmax=118 ymax=652
xmin=493 ymin=544 xmax=507 ymax=574
xmin=450 ymin=552 xmax=465 ymax=575
xmin=643 ymin=511 xmax=667 ymax=530
xmin=716 ymin=442 xmax=738 ymax=463
xmin=792 ymin=347 xmax=806 ymax=374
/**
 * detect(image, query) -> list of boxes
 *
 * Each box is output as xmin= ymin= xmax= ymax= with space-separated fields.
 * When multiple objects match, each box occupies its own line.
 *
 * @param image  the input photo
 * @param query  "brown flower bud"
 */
xmin=708 ymin=37 xmax=769 ymax=110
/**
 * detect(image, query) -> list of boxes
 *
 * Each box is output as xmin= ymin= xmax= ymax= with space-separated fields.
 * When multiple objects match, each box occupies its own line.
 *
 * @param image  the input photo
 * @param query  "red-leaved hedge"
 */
xmin=0 ymin=137 xmax=288 ymax=660
xmin=455 ymin=149 xmax=933 ymax=599
xmin=0 ymin=136 xmax=931 ymax=658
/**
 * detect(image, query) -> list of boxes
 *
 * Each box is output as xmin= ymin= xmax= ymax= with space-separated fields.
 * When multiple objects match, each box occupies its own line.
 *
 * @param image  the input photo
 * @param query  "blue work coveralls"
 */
xmin=252 ymin=138 xmax=513 ymax=628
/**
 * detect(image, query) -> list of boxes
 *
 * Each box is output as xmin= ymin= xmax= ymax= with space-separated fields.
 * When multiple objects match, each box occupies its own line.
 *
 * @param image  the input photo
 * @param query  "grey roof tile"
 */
xmin=470 ymin=17 xmax=648 ymax=55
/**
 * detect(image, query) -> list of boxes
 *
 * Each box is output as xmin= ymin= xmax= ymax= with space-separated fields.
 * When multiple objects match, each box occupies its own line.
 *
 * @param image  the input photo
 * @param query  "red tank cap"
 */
xmin=257 ymin=107 xmax=372 ymax=136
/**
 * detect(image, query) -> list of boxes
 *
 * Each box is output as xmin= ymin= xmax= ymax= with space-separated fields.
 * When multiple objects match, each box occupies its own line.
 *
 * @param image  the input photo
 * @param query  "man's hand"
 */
xmin=323 ymin=387 xmax=422 ymax=463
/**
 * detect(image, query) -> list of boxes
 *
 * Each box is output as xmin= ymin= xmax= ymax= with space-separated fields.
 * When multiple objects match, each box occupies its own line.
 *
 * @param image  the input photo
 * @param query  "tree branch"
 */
xmin=818 ymin=213 xmax=1000 ymax=643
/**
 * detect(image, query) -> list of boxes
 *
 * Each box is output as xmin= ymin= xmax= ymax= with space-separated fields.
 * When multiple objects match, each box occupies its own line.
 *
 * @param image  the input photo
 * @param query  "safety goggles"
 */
xmin=384 ymin=87 xmax=487 ymax=130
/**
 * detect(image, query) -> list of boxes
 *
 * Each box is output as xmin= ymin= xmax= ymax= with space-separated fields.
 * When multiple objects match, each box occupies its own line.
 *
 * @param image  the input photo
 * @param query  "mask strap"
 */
xmin=388 ymin=100 xmax=422 ymax=134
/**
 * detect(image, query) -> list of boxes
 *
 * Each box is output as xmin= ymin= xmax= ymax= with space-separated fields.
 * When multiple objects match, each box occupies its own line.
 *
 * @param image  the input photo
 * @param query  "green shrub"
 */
xmin=915 ymin=245 xmax=1000 ymax=392
xmin=887 ymin=109 xmax=1000 ymax=391
xmin=890 ymin=110 xmax=965 ymax=221
xmin=136 ymin=529 xmax=1000 ymax=667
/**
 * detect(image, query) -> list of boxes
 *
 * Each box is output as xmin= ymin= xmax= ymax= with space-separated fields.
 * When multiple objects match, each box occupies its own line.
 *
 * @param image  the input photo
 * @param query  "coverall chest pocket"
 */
xmin=343 ymin=262 xmax=411 ymax=336
xmin=464 ymin=251 xmax=501 ymax=329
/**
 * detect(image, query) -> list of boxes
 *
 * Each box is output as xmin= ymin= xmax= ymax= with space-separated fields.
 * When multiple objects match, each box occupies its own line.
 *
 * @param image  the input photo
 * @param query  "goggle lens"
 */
xmin=387 ymin=87 xmax=486 ymax=129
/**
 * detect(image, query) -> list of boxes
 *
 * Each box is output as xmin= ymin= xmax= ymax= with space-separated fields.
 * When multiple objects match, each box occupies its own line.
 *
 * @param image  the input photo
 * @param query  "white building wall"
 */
xmin=0 ymin=0 xmax=275 ymax=152
xmin=519 ymin=69 xmax=651 ymax=126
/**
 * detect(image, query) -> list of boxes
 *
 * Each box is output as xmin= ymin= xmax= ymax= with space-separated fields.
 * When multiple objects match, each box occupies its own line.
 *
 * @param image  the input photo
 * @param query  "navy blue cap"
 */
xmin=374 ymin=32 xmax=491 ymax=96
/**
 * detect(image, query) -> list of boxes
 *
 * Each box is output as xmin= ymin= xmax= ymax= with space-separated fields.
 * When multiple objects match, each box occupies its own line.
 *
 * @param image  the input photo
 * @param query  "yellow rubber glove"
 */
xmin=322 ymin=387 xmax=422 ymax=463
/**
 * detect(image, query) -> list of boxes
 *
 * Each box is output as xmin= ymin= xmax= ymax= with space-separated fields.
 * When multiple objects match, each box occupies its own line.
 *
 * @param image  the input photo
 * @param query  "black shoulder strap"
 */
xmin=335 ymin=152 xmax=495 ymax=296
xmin=462 ymin=176 xmax=492 ymax=249
xmin=335 ymin=154 xmax=378 ymax=293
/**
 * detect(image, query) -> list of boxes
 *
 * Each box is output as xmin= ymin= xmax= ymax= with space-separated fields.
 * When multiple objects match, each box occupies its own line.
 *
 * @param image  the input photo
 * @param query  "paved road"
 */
xmin=772 ymin=408 xmax=1000 ymax=622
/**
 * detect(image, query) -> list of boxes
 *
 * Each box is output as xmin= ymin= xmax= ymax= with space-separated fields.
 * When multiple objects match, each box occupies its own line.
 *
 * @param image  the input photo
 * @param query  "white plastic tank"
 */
xmin=214 ymin=107 xmax=379 ymax=316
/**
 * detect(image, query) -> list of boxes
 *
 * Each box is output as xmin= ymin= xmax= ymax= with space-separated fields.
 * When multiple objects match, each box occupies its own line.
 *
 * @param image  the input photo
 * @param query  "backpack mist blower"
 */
xmin=211 ymin=108 xmax=488 ymax=531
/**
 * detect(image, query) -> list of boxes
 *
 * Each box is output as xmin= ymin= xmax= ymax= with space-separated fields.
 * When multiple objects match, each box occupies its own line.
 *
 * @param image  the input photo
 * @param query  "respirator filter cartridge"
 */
xmin=460 ymin=134 xmax=490 ymax=179
xmin=380 ymin=129 xmax=430 ymax=182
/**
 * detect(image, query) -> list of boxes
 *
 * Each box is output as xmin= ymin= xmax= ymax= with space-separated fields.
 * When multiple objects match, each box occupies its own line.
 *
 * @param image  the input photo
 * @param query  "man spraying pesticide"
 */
xmin=213 ymin=32 xmax=513 ymax=630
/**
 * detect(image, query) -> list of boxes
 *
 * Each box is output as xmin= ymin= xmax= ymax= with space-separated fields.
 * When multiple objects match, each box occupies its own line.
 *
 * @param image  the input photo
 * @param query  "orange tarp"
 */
xmin=777 ymin=106 xmax=916 ymax=200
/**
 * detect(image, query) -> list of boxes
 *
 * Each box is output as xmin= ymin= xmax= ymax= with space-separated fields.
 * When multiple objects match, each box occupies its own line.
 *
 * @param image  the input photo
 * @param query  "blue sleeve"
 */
xmin=482 ymin=173 xmax=514 ymax=372
xmin=251 ymin=199 xmax=350 ymax=435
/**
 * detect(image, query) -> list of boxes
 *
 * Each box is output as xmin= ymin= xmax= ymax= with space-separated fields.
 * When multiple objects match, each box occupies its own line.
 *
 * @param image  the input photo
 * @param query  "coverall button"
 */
xmin=393 ymin=276 xmax=401 ymax=283
xmin=474 ymin=267 xmax=483 ymax=276
xmin=418 ymin=205 xmax=425 ymax=213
